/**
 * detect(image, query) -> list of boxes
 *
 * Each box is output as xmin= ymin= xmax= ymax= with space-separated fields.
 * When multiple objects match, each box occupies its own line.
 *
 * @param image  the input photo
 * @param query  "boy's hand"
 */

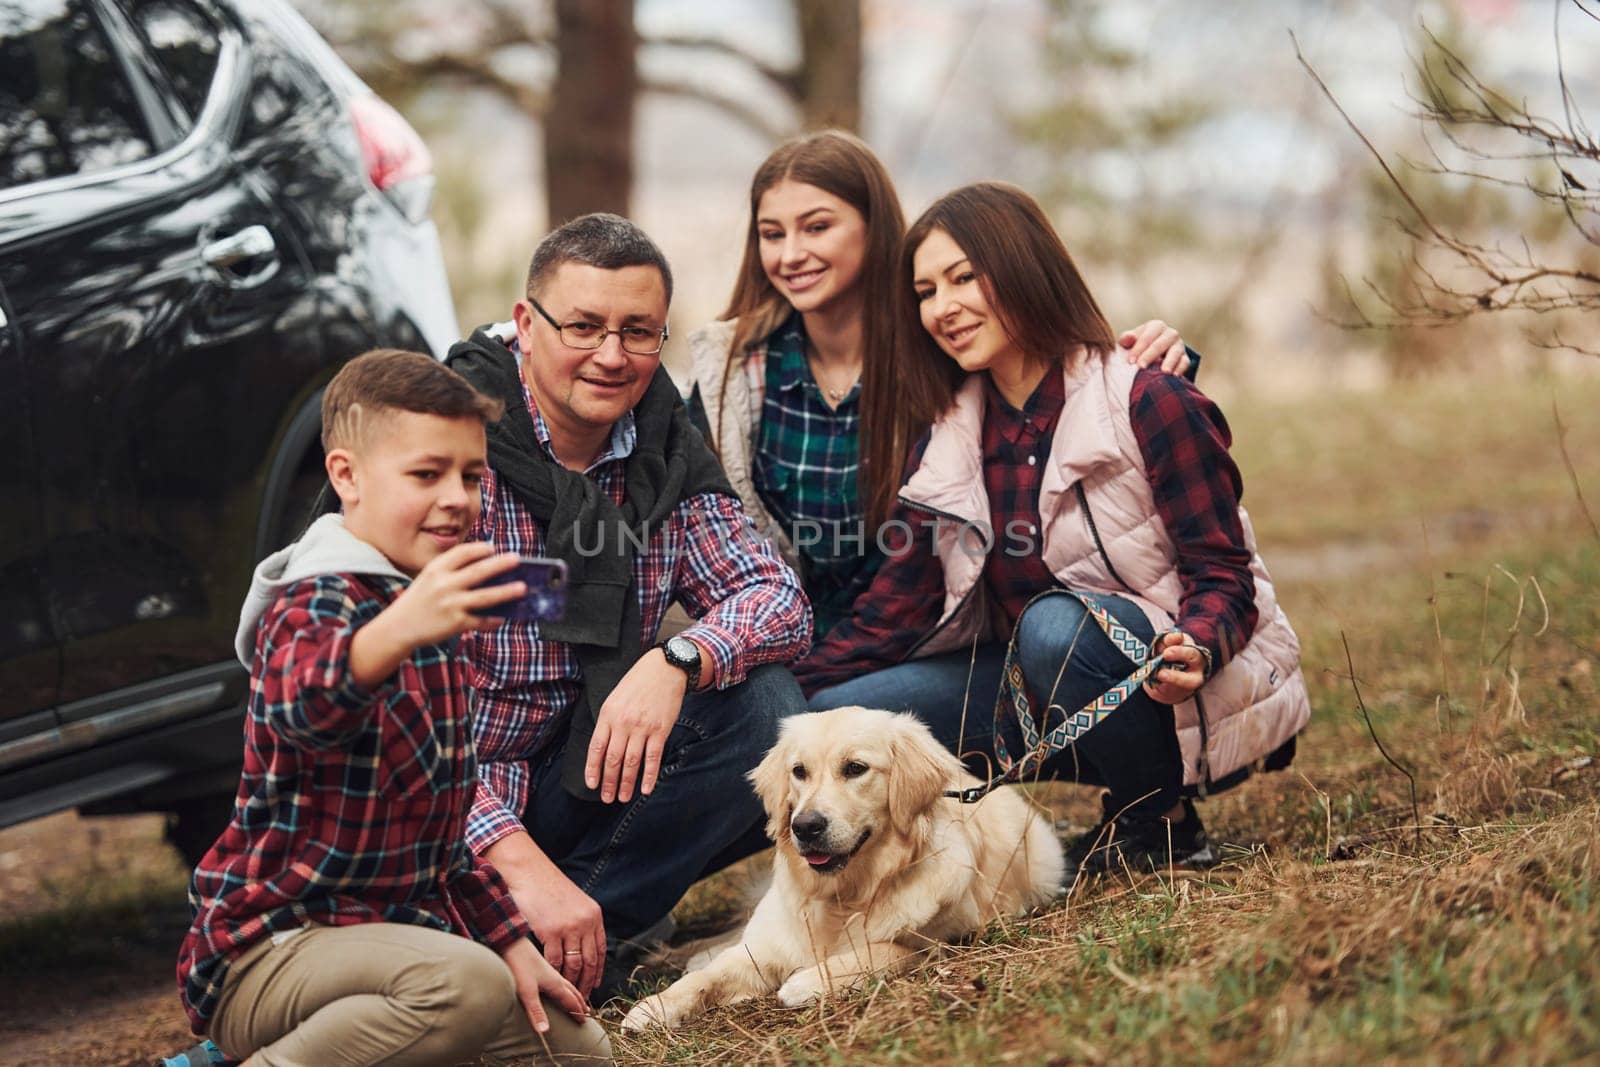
xmin=349 ymin=543 xmax=523 ymax=687
xmin=1119 ymin=320 xmax=1190 ymax=375
xmin=389 ymin=542 xmax=525 ymax=647
xmin=501 ymin=936 xmax=589 ymax=1032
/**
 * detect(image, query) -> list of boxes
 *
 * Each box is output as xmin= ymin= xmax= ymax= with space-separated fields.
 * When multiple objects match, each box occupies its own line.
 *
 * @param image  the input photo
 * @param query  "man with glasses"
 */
xmin=446 ymin=214 xmax=811 ymax=1004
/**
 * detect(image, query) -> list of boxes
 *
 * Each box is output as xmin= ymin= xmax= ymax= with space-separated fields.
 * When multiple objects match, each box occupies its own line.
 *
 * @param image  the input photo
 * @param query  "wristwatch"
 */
xmin=658 ymin=635 xmax=702 ymax=689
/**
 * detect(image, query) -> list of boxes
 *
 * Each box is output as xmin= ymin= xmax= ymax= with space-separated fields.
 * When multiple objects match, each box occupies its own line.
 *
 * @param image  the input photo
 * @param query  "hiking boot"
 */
xmin=1063 ymin=797 xmax=1218 ymax=878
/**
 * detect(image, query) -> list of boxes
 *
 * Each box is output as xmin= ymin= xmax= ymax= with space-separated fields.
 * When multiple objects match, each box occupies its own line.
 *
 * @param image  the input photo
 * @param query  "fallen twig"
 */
xmin=1341 ymin=631 xmax=1423 ymax=849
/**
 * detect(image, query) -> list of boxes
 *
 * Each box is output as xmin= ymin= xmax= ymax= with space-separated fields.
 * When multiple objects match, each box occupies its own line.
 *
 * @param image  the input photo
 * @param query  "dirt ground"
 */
xmin=0 ymin=811 xmax=196 ymax=1067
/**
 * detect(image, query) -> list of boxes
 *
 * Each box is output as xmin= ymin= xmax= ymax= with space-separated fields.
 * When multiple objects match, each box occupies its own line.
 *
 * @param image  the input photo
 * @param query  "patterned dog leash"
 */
xmin=942 ymin=592 xmax=1188 ymax=804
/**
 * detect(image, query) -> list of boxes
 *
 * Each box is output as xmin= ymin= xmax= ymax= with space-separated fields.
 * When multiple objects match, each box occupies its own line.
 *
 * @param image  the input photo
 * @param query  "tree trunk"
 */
xmin=795 ymin=0 xmax=861 ymax=133
xmin=545 ymin=0 xmax=635 ymax=224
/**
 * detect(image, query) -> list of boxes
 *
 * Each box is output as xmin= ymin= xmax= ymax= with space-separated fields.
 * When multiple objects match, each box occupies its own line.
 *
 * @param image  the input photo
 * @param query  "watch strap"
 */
xmin=658 ymin=637 xmax=701 ymax=688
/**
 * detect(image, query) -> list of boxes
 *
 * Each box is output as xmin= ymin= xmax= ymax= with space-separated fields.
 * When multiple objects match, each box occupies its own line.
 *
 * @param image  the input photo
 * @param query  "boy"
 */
xmin=174 ymin=350 xmax=613 ymax=1067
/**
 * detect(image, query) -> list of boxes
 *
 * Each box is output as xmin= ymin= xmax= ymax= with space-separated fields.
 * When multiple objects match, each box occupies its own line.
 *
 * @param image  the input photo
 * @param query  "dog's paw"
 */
xmin=620 ymin=996 xmax=674 ymax=1032
xmin=776 ymin=970 xmax=825 ymax=1008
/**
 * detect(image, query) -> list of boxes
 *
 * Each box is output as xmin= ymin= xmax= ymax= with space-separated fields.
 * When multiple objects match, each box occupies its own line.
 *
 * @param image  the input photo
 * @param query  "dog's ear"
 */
xmin=887 ymin=713 xmax=963 ymax=837
xmin=748 ymin=730 xmax=793 ymax=844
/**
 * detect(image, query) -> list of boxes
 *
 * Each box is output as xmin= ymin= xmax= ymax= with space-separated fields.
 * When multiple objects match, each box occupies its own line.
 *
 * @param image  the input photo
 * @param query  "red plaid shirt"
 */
xmin=178 ymin=574 xmax=530 ymax=1033
xmin=465 ymin=363 xmax=811 ymax=854
xmin=795 ymin=366 xmax=1257 ymax=693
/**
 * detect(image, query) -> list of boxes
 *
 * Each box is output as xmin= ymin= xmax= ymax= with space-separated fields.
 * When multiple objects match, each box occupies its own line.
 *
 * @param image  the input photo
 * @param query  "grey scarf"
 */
xmin=448 ymin=328 xmax=734 ymax=800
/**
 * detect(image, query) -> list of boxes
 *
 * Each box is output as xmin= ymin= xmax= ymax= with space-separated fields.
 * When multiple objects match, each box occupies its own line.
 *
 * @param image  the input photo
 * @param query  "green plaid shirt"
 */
xmin=752 ymin=313 xmax=881 ymax=636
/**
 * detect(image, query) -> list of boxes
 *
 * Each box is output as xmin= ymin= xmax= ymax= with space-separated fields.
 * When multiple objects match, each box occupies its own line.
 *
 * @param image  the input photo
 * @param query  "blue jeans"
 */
xmin=519 ymin=663 xmax=803 ymax=950
xmin=810 ymin=592 xmax=1183 ymax=817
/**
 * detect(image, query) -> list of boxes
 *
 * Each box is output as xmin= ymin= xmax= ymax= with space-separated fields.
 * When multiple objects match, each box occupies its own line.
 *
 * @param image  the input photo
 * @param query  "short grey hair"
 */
xmin=525 ymin=213 xmax=674 ymax=303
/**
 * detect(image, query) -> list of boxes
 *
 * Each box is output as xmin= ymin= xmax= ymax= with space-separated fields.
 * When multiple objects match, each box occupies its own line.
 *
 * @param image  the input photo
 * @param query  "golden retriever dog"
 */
xmin=621 ymin=705 xmax=1064 ymax=1030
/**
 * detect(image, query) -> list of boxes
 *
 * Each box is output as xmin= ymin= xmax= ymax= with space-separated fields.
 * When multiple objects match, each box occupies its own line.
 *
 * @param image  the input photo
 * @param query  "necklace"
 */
xmin=807 ymin=344 xmax=860 ymax=405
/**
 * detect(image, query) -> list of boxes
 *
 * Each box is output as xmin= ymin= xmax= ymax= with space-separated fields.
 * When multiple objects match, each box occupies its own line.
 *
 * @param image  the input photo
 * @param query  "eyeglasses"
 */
xmin=528 ymin=297 xmax=669 ymax=355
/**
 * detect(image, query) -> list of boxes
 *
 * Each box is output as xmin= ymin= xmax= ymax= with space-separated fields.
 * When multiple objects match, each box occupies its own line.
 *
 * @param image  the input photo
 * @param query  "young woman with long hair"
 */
xmin=686 ymin=131 xmax=1190 ymax=636
xmin=793 ymin=182 xmax=1310 ymax=874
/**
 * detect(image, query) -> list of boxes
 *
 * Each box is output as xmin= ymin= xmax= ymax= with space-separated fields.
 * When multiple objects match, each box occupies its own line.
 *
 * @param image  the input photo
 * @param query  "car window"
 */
xmin=125 ymin=0 xmax=219 ymax=123
xmin=0 ymin=0 xmax=155 ymax=190
xmin=240 ymin=35 xmax=309 ymax=142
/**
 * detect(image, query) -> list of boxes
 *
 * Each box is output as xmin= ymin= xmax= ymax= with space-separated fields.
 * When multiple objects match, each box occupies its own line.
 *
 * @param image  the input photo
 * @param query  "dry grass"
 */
xmin=611 ymin=372 xmax=1600 ymax=1066
xmin=0 ymin=372 xmax=1595 ymax=1066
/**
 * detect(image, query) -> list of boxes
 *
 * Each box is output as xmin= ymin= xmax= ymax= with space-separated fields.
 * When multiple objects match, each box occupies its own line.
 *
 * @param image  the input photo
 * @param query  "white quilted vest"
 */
xmin=685 ymin=320 xmax=799 ymax=568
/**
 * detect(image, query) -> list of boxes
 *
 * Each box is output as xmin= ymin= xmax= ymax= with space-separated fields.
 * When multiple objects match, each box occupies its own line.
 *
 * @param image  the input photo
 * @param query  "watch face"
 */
xmin=666 ymin=636 xmax=697 ymax=664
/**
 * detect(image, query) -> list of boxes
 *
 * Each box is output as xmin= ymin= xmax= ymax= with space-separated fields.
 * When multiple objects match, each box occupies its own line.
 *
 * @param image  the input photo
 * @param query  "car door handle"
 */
xmin=202 ymin=225 xmax=279 ymax=287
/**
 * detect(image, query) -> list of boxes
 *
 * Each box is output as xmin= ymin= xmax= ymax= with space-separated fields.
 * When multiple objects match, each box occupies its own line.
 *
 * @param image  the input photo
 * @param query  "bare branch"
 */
xmin=640 ymin=76 xmax=794 ymax=144
xmin=645 ymin=33 xmax=803 ymax=101
xmin=1297 ymin=17 xmax=1600 ymax=347
xmin=1533 ymin=329 xmax=1600 ymax=357
xmin=1291 ymin=31 xmax=1454 ymax=247
xmin=362 ymin=50 xmax=547 ymax=116
xmin=1557 ymin=0 xmax=1597 ymax=146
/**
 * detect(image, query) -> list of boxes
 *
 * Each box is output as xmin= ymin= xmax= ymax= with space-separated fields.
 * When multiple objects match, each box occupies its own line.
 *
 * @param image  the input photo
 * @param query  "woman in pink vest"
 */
xmin=793 ymin=182 xmax=1310 ymax=877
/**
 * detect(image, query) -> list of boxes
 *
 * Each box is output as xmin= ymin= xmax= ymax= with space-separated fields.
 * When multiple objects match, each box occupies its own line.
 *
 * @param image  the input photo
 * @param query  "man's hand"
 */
xmin=507 ymin=864 xmax=606 ymax=999
xmin=1143 ymin=631 xmax=1209 ymax=705
xmin=350 ymin=543 xmax=524 ymax=688
xmin=500 ymin=936 xmax=589 ymax=1032
xmin=1118 ymin=320 xmax=1190 ymax=375
xmin=585 ymin=646 xmax=694 ymax=804
xmin=487 ymin=832 xmax=607 ymax=999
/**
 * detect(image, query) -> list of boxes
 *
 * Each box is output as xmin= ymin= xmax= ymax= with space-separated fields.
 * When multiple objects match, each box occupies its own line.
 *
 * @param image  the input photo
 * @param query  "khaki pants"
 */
xmin=210 ymin=923 xmax=613 ymax=1067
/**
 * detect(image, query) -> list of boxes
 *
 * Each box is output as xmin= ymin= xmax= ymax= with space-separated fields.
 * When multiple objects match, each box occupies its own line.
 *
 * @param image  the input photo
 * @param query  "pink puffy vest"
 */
xmin=898 ymin=352 xmax=1310 ymax=787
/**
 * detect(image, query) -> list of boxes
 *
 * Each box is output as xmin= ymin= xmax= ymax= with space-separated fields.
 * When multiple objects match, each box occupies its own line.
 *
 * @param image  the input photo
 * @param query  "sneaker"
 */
xmin=160 ymin=1039 xmax=239 ymax=1067
xmin=1063 ymin=797 xmax=1218 ymax=878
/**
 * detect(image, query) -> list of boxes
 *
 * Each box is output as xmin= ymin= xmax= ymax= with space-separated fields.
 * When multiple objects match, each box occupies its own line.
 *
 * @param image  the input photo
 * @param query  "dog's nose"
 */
xmin=791 ymin=810 xmax=828 ymax=842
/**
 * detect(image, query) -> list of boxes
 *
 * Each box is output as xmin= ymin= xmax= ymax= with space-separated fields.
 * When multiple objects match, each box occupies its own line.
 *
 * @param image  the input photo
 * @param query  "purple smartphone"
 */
xmin=475 ymin=556 xmax=568 ymax=622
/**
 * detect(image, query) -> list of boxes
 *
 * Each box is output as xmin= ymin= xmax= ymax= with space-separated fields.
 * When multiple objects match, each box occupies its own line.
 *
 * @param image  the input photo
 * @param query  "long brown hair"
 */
xmin=893 ymin=182 xmax=1116 ymax=439
xmin=718 ymin=130 xmax=907 ymax=529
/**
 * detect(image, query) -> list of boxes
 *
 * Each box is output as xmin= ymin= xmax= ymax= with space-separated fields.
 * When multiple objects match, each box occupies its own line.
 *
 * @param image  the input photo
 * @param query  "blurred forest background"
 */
xmin=293 ymin=0 xmax=1599 ymax=393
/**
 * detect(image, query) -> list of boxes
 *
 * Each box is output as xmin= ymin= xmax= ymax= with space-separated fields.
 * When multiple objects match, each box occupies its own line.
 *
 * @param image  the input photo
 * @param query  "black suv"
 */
xmin=0 ymin=0 xmax=459 ymax=860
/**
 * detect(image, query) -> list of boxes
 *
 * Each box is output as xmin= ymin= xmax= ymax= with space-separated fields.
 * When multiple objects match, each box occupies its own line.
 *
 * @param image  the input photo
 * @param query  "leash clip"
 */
xmin=942 ymin=783 xmax=994 ymax=804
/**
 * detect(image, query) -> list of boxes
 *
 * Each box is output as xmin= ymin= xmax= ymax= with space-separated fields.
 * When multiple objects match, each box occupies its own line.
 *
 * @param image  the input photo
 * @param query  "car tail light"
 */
xmin=349 ymin=94 xmax=434 ymax=224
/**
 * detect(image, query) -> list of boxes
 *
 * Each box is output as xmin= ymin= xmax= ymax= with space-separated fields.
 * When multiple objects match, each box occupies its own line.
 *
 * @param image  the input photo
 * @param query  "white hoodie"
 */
xmin=234 ymin=513 xmax=409 ymax=668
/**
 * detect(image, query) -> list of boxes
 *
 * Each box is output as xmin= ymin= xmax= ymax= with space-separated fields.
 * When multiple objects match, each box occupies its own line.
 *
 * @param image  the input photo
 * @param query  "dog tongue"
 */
xmin=804 ymin=852 xmax=832 ymax=866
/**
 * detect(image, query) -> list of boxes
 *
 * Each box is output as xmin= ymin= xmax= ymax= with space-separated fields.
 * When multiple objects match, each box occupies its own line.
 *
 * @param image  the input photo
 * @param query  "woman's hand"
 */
xmin=1143 ymin=631 xmax=1208 ymax=704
